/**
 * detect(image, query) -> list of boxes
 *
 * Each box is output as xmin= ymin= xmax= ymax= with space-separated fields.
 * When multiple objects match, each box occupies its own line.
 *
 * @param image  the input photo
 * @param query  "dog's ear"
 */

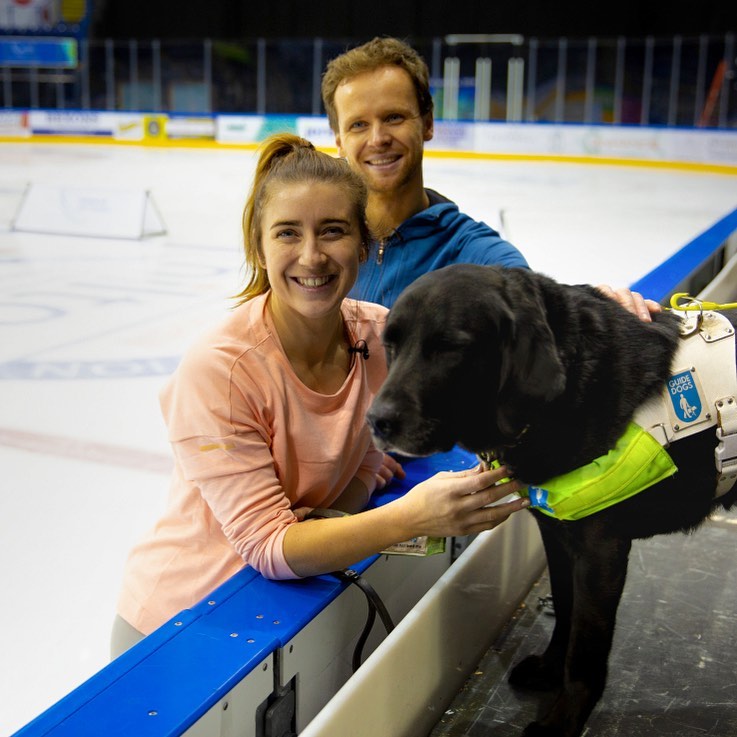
xmin=497 ymin=290 xmax=566 ymax=414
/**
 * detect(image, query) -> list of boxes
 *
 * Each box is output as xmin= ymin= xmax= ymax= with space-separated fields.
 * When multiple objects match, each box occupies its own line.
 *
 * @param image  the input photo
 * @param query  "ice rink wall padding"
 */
xmin=2 ymin=109 xmax=737 ymax=173
xmin=14 ymin=211 xmax=737 ymax=736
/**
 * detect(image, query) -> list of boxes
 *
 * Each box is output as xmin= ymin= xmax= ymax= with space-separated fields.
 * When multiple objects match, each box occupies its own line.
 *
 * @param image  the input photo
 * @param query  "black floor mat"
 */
xmin=430 ymin=510 xmax=737 ymax=737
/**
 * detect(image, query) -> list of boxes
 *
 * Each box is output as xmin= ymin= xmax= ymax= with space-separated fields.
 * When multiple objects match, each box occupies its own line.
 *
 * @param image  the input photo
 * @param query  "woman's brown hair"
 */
xmin=234 ymin=133 xmax=370 ymax=305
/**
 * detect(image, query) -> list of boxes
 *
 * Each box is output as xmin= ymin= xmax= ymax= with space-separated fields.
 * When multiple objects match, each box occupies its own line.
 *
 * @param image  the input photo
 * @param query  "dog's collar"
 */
xmin=477 ymin=425 xmax=529 ymax=469
xmin=477 ymin=449 xmax=497 ymax=468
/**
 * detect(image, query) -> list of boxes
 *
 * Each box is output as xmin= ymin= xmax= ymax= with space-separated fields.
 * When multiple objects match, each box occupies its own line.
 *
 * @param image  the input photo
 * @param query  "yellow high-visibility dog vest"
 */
xmin=523 ymin=422 xmax=677 ymax=521
xmin=522 ymin=308 xmax=737 ymax=520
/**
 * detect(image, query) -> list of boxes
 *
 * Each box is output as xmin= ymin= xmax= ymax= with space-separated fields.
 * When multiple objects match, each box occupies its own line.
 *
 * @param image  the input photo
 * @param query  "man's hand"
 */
xmin=596 ymin=285 xmax=662 ymax=322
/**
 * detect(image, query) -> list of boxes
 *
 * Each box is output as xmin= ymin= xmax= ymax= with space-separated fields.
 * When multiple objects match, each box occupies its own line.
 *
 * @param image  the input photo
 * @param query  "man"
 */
xmin=322 ymin=37 xmax=658 ymax=488
xmin=321 ymin=36 xmax=657 ymax=319
xmin=321 ymin=36 xmax=528 ymax=309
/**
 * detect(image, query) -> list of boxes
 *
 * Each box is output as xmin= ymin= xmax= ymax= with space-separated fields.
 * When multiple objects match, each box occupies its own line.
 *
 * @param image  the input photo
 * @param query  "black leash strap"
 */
xmin=303 ymin=509 xmax=396 ymax=672
xmin=330 ymin=568 xmax=396 ymax=673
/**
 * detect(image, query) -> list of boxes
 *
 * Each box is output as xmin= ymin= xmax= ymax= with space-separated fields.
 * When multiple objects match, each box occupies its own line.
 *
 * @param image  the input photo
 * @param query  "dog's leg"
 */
xmin=523 ymin=526 xmax=632 ymax=737
xmin=509 ymin=516 xmax=572 ymax=690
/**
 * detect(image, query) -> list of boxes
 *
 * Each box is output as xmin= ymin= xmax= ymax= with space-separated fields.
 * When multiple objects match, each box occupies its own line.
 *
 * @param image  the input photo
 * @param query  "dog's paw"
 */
xmin=509 ymin=655 xmax=563 ymax=691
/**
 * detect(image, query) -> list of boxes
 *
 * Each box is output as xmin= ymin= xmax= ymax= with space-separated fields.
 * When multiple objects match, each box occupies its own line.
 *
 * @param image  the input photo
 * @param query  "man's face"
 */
xmin=333 ymin=66 xmax=434 ymax=197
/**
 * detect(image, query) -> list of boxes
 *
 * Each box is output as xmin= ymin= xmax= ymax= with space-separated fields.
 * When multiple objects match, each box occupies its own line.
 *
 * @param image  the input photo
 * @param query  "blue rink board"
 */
xmin=13 ymin=448 xmax=478 ymax=737
xmin=13 ymin=204 xmax=737 ymax=736
xmin=630 ymin=206 xmax=737 ymax=302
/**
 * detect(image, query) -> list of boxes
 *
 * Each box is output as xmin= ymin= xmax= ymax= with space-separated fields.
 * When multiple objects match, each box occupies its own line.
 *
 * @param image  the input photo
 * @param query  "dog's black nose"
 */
xmin=366 ymin=399 xmax=401 ymax=441
xmin=367 ymin=413 xmax=394 ymax=441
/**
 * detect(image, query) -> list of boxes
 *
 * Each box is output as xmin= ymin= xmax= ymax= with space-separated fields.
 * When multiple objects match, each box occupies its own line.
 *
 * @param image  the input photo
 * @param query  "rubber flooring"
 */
xmin=430 ymin=509 xmax=737 ymax=737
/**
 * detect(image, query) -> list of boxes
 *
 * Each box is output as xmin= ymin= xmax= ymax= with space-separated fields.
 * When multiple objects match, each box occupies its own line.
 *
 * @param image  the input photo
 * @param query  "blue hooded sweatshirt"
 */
xmin=348 ymin=189 xmax=530 ymax=308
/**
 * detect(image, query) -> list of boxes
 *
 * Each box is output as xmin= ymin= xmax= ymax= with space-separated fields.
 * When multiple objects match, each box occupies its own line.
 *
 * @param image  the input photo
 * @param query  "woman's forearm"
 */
xmin=282 ymin=502 xmax=409 ymax=577
xmin=282 ymin=465 xmax=528 ymax=578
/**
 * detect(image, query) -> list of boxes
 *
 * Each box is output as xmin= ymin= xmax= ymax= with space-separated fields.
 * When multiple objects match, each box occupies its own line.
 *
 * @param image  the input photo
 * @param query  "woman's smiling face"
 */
xmin=260 ymin=180 xmax=362 ymax=324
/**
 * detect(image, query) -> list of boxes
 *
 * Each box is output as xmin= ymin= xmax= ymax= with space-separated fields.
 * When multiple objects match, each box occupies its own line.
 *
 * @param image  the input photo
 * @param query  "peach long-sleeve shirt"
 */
xmin=117 ymin=293 xmax=388 ymax=634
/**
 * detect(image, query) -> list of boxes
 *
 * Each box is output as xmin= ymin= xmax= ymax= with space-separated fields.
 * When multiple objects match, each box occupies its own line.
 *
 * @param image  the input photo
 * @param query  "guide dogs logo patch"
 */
xmin=668 ymin=369 xmax=703 ymax=424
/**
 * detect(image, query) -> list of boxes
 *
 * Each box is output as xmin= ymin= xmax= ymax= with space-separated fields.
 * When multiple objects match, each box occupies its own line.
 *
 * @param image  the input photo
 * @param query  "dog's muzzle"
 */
xmin=366 ymin=398 xmax=401 ymax=447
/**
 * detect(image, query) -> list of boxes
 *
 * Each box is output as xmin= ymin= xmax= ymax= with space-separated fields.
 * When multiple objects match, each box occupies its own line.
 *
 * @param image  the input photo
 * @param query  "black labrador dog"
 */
xmin=367 ymin=263 xmax=737 ymax=737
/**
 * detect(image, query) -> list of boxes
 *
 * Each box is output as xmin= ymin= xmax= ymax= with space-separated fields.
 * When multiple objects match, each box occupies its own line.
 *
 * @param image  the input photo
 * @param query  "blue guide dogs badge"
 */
xmin=527 ymin=486 xmax=555 ymax=515
xmin=667 ymin=369 xmax=703 ymax=425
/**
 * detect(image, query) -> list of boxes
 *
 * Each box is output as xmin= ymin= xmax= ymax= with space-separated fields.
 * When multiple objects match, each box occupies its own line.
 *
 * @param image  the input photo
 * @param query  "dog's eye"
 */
xmin=424 ymin=339 xmax=456 ymax=358
xmin=425 ymin=331 xmax=473 ymax=358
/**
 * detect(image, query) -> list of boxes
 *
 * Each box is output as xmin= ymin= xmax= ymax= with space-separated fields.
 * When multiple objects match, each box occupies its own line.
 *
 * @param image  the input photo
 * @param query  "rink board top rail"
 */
xmin=631 ymin=206 xmax=737 ymax=302
xmin=14 ymin=450 xmax=478 ymax=737
xmin=13 ymin=205 xmax=737 ymax=737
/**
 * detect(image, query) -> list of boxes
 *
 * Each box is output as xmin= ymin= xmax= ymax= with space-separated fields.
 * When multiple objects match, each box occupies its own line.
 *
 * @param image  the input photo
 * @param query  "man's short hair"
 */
xmin=321 ymin=36 xmax=434 ymax=132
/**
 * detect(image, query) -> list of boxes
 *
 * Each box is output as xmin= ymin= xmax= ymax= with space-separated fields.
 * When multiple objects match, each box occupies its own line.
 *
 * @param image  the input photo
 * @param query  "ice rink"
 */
xmin=1 ymin=140 xmax=736 ymax=735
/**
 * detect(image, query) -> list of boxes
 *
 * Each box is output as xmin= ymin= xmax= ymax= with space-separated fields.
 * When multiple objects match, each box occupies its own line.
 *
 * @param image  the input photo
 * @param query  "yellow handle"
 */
xmin=668 ymin=292 xmax=737 ymax=312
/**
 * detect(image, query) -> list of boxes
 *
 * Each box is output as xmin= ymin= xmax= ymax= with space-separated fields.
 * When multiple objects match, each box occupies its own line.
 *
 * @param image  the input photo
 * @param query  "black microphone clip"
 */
xmin=348 ymin=339 xmax=370 ymax=360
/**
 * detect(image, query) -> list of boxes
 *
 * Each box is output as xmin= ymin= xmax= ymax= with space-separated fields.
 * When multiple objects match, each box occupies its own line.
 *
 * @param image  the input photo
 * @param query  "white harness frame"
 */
xmin=634 ymin=310 xmax=737 ymax=497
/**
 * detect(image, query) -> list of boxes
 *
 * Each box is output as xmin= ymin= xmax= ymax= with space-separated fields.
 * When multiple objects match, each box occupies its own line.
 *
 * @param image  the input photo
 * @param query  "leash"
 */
xmin=304 ymin=509 xmax=396 ymax=673
xmin=330 ymin=568 xmax=396 ymax=673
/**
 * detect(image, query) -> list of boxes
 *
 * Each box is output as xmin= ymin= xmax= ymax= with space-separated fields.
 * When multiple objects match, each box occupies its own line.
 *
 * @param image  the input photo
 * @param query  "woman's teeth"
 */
xmin=297 ymin=276 xmax=331 ymax=287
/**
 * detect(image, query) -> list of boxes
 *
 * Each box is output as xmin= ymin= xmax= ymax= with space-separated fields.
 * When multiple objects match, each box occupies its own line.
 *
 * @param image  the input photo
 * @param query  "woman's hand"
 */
xmin=375 ymin=453 xmax=406 ymax=489
xmin=396 ymin=464 xmax=529 ymax=538
xmin=283 ymin=464 xmax=528 ymax=578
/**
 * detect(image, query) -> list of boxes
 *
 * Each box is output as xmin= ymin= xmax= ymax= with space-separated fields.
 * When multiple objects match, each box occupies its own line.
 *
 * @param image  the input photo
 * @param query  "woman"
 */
xmin=112 ymin=134 xmax=528 ymax=657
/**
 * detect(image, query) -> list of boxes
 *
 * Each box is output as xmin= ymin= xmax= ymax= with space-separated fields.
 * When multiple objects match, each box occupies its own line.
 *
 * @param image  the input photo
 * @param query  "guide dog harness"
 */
xmin=523 ymin=305 xmax=737 ymax=520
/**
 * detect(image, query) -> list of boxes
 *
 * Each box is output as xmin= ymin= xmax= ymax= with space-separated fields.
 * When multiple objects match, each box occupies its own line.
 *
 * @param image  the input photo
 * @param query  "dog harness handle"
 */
xmin=669 ymin=293 xmax=737 ymax=312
